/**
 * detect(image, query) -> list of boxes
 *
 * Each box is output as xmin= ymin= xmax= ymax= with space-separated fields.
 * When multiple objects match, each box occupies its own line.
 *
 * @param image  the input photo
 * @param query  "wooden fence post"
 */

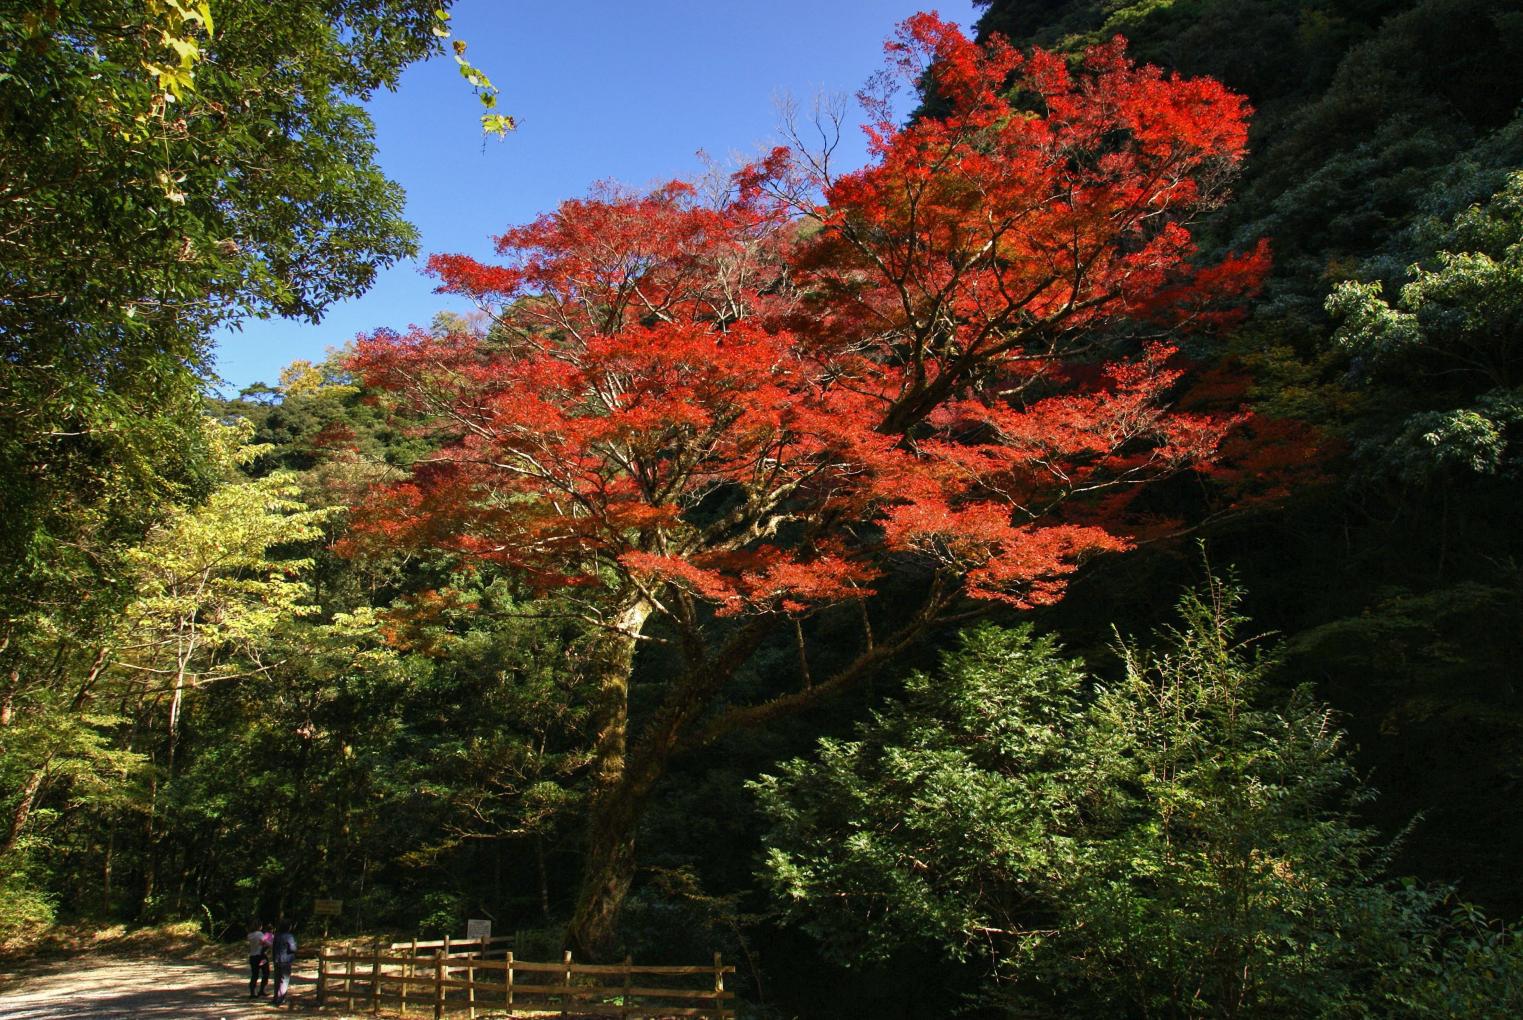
xmin=561 ymin=949 xmax=573 ymax=1018
xmin=370 ymin=948 xmax=382 ymax=1013
xmin=433 ymin=949 xmax=445 ymax=1019
xmin=466 ymin=954 xmax=476 ymax=1020
xmin=713 ymin=952 xmax=725 ymax=1020
xmin=316 ymin=948 xmax=328 ymax=1007
xmin=505 ymin=950 xmax=514 ymax=1008
xmin=402 ymin=937 xmax=416 ymax=1015
xmin=346 ymin=953 xmax=356 ymax=1012
xmin=621 ymin=954 xmax=632 ymax=1020
xmin=432 ymin=949 xmax=444 ymax=1020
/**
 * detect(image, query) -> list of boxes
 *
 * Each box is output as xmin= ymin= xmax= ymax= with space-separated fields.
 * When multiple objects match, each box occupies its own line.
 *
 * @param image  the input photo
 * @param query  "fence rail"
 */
xmin=316 ymin=946 xmax=735 ymax=1019
xmin=388 ymin=935 xmax=518 ymax=959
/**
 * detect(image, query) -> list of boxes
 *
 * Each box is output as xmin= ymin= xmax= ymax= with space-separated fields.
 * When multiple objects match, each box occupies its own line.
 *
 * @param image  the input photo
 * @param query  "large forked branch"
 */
xmin=682 ymin=572 xmax=957 ymax=753
xmin=624 ymin=612 xmax=780 ymax=771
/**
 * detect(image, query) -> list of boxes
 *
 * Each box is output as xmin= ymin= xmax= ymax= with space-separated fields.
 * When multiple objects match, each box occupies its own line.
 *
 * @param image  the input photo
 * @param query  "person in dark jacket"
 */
xmin=270 ymin=921 xmax=298 ymax=1005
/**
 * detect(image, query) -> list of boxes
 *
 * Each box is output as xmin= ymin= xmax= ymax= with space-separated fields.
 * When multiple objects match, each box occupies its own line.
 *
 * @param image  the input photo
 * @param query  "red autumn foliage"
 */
xmin=344 ymin=13 xmax=1288 ymax=954
xmin=346 ymin=14 xmax=1267 ymax=620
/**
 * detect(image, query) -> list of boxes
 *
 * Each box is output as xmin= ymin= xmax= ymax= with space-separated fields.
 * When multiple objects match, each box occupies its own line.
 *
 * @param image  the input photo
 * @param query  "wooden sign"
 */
xmin=465 ymin=918 xmax=491 ymax=942
xmin=313 ymin=898 xmax=343 ymax=916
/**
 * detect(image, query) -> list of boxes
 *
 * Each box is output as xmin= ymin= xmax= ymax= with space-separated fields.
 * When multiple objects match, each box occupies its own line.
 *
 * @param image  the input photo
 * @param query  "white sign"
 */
xmin=465 ymin=918 xmax=491 ymax=943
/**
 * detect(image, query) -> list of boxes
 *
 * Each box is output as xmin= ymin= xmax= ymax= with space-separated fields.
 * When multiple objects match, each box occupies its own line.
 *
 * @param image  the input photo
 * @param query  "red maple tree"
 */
xmin=346 ymin=14 xmax=1267 ymax=953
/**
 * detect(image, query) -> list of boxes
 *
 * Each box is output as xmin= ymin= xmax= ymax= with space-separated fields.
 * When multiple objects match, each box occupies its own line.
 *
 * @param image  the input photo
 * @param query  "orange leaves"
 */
xmin=376 ymin=587 xmax=481 ymax=657
xmin=619 ymin=551 xmax=739 ymax=606
xmin=344 ymin=14 xmax=1282 ymax=620
xmin=880 ymin=493 xmax=1129 ymax=608
xmin=967 ymin=525 xmax=1130 ymax=607
xmin=864 ymin=12 xmax=1023 ymax=141
xmin=1135 ymin=239 xmax=1273 ymax=330
xmin=427 ymin=179 xmax=788 ymax=339
xmin=424 ymin=254 xmax=522 ymax=299
xmin=760 ymin=13 xmax=1265 ymax=431
xmin=346 ymin=305 xmax=886 ymax=610
xmin=1034 ymin=35 xmax=1251 ymax=162
xmin=620 ymin=546 xmax=878 ymax=616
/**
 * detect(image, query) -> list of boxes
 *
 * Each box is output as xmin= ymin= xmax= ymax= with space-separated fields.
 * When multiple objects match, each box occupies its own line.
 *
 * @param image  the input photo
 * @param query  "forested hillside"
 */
xmin=970 ymin=0 xmax=1523 ymax=917
xmin=3 ymin=2 xmax=1522 ymax=1017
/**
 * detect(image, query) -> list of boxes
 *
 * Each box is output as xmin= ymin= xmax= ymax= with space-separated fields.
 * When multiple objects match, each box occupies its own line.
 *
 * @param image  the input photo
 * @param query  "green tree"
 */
xmin=0 ymin=0 xmax=486 ymax=747
xmin=0 ymin=420 xmax=332 ymax=921
xmin=0 ymin=2 xmax=490 ymax=925
xmin=1328 ymin=171 xmax=1523 ymax=483
xmin=754 ymin=579 xmax=1522 ymax=1016
xmin=113 ymin=421 xmax=331 ymax=765
xmin=967 ymin=0 xmax=1523 ymax=919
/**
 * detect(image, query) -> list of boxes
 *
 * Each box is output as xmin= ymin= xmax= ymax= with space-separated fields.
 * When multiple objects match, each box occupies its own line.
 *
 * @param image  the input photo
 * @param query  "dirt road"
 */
xmin=0 ymin=954 xmax=320 ymax=1019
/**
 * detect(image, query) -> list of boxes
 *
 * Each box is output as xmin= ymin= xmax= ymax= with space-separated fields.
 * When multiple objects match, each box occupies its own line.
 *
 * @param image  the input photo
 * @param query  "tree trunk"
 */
xmin=103 ymin=826 xmax=115 ymax=912
xmin=588 ymin=600 xmax=652 ymax=784
xmin=566 ymin=769 xmax=656 ymax=958
xmin=535 ymin=834 xmax=551 ymax=921
xmin=563 ymin=588 xmax=947 ymax=956
xmin=2 ymin=763 xmax=47 ymax=856
xmin=0 ymin=671 xmax=16 ymax=727
xmin=0 ymin=673 xmax=22 ymax=853
xmin=166 ymin=649 xmax=191 ymax=776
xmin=142 ymin=755 xmax=159 ymax=914
xmin=564 ymin=598 xmax=651 ymax=957
xmin=565 ymin=615 xmax=775 ymax=957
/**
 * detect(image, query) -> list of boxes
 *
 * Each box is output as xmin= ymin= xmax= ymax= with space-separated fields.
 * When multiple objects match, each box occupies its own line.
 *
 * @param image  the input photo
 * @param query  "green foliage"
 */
xmin=1357 ymin=391 xmax=1523 ymax=483
xmin=0 ymin=0 xmax=481 ymax=925
xmin=973 ymin=0 xmax=1523 ymax=929
xmin=4 ymin=8 xmax=1521 ymax=1016
xmin=1329 ymin=173 xmax=1523 ymax=384
xmin=753 ymin=624 xmax=1089 ymax=964
xmin=976 ymin=1 xmax=1523 ymax=291
xmin=0 ymin=0 xmax=467 ymax=707
xmin=431 ymin=7 xmax=514 ymax=137
xmin=111 ymin=420 xmax=333 ymax=681
xmin=977 ymin=0 xmax=1371 ymax=110
xmin=1329 ymin=173 xmax=1523 ymax=484
xmin=1337 ymin=898 xmax=1523 ymax=1017
xmin=0 ymin=853 xmax=56 ymax=942
xmin=754 ymin=580 xmax=1521 ymax=1016
xmin=0 ymin=420 xmax=335 ymax=922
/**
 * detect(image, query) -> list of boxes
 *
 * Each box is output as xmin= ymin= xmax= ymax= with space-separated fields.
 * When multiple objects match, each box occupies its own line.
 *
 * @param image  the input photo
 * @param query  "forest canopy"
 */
xmin=2 ymin=3 xmax=1521 ymax=1017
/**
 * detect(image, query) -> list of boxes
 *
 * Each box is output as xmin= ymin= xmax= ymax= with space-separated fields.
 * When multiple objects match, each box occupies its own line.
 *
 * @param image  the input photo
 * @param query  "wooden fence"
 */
xmin=315 ymin=946 xmax=735 ymax=1019
xmin=387 ymin=935 xmax=517 ymax=959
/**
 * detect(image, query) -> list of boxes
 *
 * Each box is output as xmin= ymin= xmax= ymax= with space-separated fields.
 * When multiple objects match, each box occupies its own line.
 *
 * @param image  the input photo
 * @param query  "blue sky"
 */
xmin=213 ymin=1 xmax=982 ymax=391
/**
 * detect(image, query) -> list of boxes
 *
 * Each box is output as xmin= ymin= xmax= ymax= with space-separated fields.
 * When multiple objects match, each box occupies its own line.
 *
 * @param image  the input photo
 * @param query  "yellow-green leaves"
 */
xmin=111 ymin=421 xmax=337 ymax=692
xmin=432 ymin=7 xmax=514 ymax=138
xmin=144 ymin=0 xmax=215 ymax=104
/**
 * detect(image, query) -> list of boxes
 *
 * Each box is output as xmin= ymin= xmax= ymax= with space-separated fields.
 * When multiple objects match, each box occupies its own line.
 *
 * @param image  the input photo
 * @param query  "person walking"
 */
xmin=245 ymin=921 xmax=270 ymax=998
xmin=270 ymin=921 xmax=298 ymax=1006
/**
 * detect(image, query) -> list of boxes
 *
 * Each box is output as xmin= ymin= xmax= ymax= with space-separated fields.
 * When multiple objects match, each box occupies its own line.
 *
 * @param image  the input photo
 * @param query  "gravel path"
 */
xmin=0 ymin=954 xmax=321 ymax=1019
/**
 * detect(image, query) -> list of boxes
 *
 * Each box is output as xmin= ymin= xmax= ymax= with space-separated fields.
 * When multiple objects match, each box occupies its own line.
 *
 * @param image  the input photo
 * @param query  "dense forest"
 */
xmin=4 ymin=0 xmax=1523 ymax=1016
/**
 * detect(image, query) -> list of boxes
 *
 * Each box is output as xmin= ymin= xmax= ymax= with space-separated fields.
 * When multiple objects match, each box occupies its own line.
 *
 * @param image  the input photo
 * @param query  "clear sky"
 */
xmin=213 ymin=1 xmax=983 ymax=391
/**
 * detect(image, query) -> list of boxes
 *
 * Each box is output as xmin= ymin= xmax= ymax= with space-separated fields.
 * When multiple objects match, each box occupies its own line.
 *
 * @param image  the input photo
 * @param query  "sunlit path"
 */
xmin=0 ymin=956 xmax=318 ymax=1019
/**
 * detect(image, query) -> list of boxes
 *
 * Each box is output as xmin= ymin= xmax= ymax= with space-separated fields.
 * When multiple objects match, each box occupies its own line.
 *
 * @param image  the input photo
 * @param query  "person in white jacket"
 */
xmin=244 ymin=922 xmax=270 ymax=998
